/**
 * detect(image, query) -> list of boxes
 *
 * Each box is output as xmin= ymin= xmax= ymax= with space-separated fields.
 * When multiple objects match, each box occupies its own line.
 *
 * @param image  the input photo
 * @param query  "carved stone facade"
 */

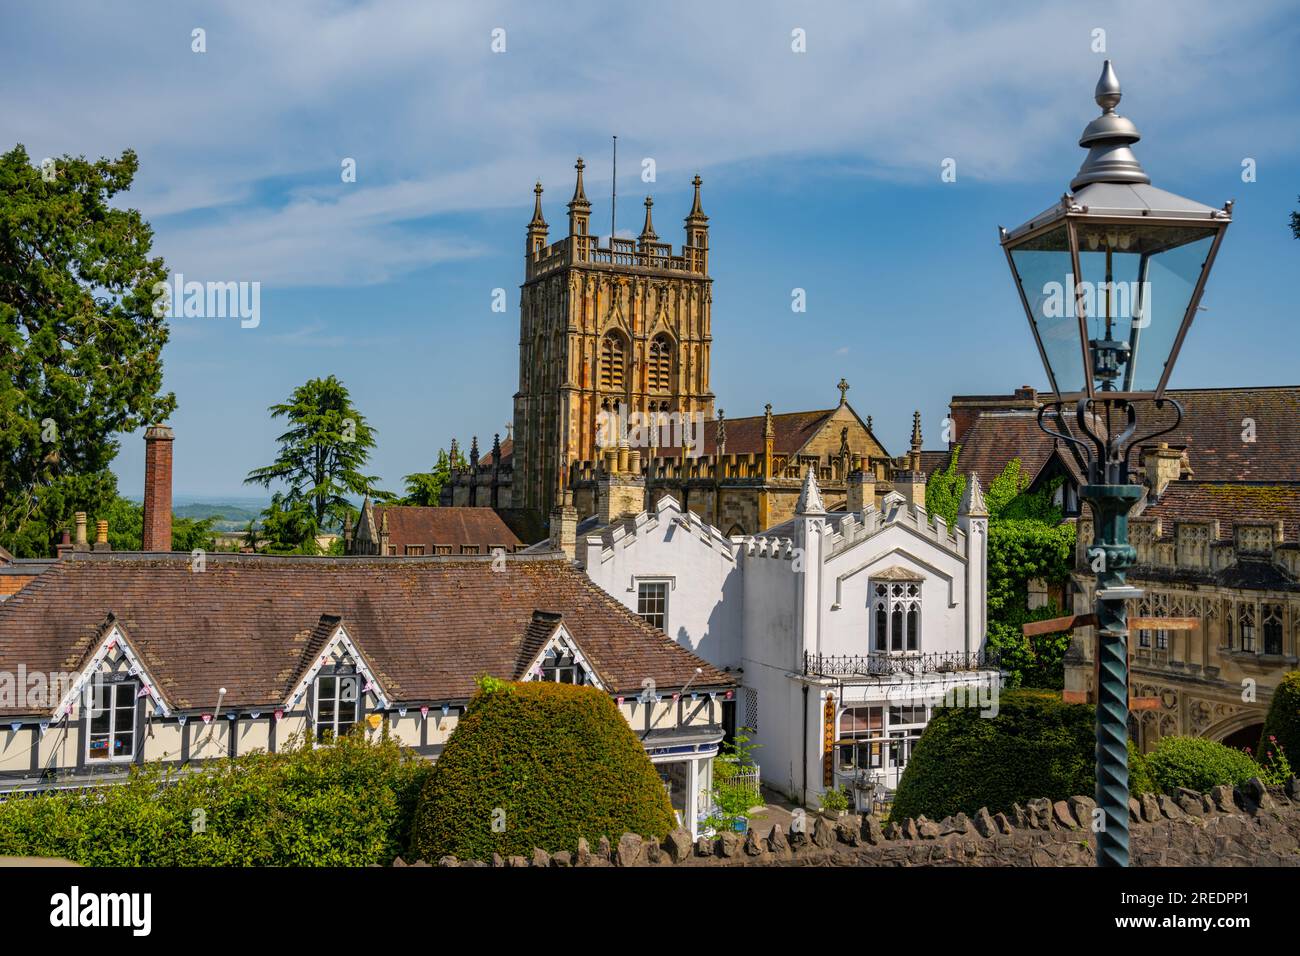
xmin=511 ymin=161 xmax=715 ymax=521
xmin=1068 ymin=492 xmax=1300 ymax=752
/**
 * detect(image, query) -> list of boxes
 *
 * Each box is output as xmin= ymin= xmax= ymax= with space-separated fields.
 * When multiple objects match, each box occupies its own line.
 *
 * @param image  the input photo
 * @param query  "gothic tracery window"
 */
xmin=872 ymin=580 xmax=921 ymax=653
xmin=1263 ymin=604 xmax=1283 ymax=656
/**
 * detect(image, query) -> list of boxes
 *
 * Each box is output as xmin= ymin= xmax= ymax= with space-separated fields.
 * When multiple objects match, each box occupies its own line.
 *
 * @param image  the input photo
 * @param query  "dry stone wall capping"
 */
xmin=387 ymin=776 xmax=1300 ymax=868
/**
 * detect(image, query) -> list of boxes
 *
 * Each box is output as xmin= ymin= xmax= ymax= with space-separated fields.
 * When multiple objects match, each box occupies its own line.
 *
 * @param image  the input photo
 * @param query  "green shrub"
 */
xmin=1260 ymin=671 xmax=1300 ymax=773
xmin=819 ymin=789 xmax=850 ymax=814
xmin=891 ymin=689 xmax=1154 ymax=819
xmin=1144 ymin=736 xmax=1261 ymax=794
xmin=408 ymin=681 xmax=675 ymax=860
xmin=0 ymin=731 xmax=432 ymax=865
xmin=1127 ymin=738 xmax=1156 ymax=796
xmin=892 ymin=690 xmax=1095 ymax=820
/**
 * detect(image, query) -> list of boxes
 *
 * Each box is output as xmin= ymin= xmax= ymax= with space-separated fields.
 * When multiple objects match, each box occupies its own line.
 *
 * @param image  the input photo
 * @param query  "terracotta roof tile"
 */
xmin=0 ymin=553 xmax=734 ymax=717
xmin=1140 ymin=481 xmax=1300 ymax=541
xmin=373 ymin=506 xmax=523 ymax=554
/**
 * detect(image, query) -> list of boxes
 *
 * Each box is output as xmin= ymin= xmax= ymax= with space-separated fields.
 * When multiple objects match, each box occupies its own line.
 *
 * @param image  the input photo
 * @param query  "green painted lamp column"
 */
xmin=1080 ymin=482 xmax=1143 ymax=867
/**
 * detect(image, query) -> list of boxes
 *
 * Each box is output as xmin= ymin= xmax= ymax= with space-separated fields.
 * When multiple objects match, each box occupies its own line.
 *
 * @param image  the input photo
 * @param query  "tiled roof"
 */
xmin=1145 ymin=387 xmax=1300 ymax=482
xmin=659 ymin=408 xmax=837 ymax=456
xmin=933 ymin=409 xmax=1086 ymax=488
xmin=944 ymin=386 xmax=1300 ymax=491
xmin=916 ymin=450 xmax=952 ymax=476
xmin=1139 ymin=481 xmax=1300 ymax=541
xmin=0 ymin=553 xmax=733 ymax=717
xmin=373 ymin=506 xmax=523 ymax=553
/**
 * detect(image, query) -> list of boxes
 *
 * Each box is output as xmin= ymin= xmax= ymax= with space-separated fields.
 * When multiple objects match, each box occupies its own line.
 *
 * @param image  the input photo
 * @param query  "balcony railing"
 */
xmin=802 ymin=650 xmax=1000 ymax=679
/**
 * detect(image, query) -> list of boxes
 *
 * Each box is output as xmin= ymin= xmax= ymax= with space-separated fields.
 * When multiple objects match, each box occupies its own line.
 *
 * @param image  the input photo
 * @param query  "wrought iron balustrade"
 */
xmin=802 ymin=649 xmax=1000 ymax=679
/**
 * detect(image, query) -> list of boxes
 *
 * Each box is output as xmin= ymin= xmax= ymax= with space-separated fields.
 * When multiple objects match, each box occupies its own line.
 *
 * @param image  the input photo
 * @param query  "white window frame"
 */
xmin=635 ymin=578 xmax=672 ymax=632
xmin=314 ymin=671 xmax=360 ymax=743
xmin=86 ymin=678 xmax=139 ymax=763
xmin=870 ymin=580 xmax=922 ymax=654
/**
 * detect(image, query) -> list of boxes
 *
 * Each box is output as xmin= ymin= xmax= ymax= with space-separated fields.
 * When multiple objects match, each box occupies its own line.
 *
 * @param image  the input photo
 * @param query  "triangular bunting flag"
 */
xmin=420 ymin=706 xmax=429 ymax=720
xmin=250 ymin=711 xmax=261 ymax=720
xmin=274 ymin=709 xmax=284 ymax=722
xmin=8 ymin=722 xmax=20 ymax=734
xmin=202 ymin=714 xmax=213 ymax=725
xmin=178 ymin=715 xmax=188 ymax=726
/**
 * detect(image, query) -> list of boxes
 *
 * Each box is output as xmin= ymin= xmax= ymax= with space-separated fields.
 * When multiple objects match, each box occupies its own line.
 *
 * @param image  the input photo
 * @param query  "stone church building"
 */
xmin=440 ymin=159 xmax=930 ymax=538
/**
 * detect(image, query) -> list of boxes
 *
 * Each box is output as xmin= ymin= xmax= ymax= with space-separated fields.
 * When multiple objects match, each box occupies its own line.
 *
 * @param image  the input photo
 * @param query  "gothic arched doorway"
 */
xmin=1220 ymin=723 xmax=1265 ymax=755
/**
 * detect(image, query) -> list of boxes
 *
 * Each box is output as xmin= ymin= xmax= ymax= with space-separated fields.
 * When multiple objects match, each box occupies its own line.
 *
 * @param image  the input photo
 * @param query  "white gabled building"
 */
xmin=565 ymin=468 xmax=1001 ymax=810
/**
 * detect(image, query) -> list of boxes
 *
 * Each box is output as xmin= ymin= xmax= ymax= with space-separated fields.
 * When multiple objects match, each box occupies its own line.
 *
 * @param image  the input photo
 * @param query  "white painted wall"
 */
xmin=577 ymin=484 xmax=992 ymax=808
xmin=579 ymin=498 xmax=744 ymax=670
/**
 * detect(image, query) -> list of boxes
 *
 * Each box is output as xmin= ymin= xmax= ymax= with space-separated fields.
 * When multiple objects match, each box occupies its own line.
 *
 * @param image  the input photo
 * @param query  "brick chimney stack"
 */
xmin=142 ymin=425 xmax=175 ymax=552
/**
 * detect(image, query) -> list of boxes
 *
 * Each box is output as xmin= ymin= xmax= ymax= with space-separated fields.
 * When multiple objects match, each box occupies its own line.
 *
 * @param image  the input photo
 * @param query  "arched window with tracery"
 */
xmin=648 ymin=334 xmax=673 ymax=393
xmin=600 ymin=333 xmax=625 ymax=391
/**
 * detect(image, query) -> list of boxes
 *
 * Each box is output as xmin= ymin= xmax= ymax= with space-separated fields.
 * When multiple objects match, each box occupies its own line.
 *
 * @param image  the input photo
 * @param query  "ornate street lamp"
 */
xmin=999 ymin=61 xmax=1231 ymax=866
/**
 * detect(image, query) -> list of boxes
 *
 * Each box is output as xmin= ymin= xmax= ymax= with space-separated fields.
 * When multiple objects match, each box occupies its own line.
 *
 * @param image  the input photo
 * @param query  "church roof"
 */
xmin=658 ymin=405 xmax=883 ymax=458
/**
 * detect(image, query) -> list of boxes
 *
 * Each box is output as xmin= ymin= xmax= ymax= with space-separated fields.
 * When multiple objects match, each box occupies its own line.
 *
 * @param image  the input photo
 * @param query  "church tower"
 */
xmin=513 ymin=159 xmax=715 ymax=520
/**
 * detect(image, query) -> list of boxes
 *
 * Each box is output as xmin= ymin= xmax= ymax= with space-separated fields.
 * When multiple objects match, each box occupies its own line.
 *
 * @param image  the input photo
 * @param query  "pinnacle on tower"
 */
xmin=639 ymin=196 xmax=658 ymax=243
xmin=686 ymin=174 xmax=707 ymax=223
xmin=568 ymin=157 xmax=592 ymax=235
xmin=570 ymin=157 xmax=589 ymax=204
xmin=684 ymin=173 xmax=709 ymax=256
xmin=910 ymin=411 xmax=923 ymax=470
xmin=527 ymin=180 xmax=549 ymax=253
xmin=529 ymin=181 xmax=547 ymax=227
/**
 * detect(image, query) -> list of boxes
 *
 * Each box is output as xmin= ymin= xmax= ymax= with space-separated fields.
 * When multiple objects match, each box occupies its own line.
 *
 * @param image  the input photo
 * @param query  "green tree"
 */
xmin=401 ymin=446 xmax=467 ymax=506
xmin=0 ymin=146 xmax=174 ymax=558
xmin=244 ymin=376 xmax=386 ymax=547
xmin=95 ymin=496 xmax=216 ymax=552
xmin=1291 ymin=196 xmax=1300 ymax=240
xmin=256 ymin=492 xmax=321 ymax=554
xmin=926 ymin=451 xmax=1077 ymax=687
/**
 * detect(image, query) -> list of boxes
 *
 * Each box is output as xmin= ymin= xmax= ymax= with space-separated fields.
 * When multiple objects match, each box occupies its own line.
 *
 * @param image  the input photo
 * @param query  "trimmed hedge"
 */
xmin=891 ymin=690 xmax=1149 ymax=820
xmin=409 ymin=680 xmax=675 ymax=859
xmin=1144 ymin=736 xmax=1260 ymax=793
xmin=1261 ymin=671 xmax=1300 ymax=769
xmin=1127 ymin=739 xmax=1156 ymax=796
xmin=0 ymin=731 xmax=431 ymax=865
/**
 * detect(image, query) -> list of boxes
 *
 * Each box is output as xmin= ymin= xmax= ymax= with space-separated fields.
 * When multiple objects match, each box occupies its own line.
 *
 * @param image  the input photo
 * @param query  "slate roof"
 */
xmin=1139 ymin=482 xmax=1300 ymax=542
xmin=0 ymin=552 xmax=733 ymax=717
xmin=372 ymin=505 xmax=523 ymax=553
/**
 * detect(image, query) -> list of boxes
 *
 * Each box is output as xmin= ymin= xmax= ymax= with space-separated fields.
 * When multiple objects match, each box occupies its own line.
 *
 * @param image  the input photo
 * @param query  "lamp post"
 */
xmin=999 ymin=61 xmax=1231 ymax=866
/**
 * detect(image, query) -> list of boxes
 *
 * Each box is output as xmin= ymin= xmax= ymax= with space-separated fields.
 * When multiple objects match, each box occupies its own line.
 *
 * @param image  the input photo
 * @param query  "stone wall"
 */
xmin=398 ymin=777 xmax=1300 ymax=867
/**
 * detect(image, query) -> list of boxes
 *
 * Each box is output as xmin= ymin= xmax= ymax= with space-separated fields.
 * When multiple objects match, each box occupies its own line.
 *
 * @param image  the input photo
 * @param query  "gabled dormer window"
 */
xmin=87 ymin=678 xmax=138 ymax=762
xmin=539 ymin=645 xmax=587 ymax=685
xmin=314 ymin=670 xmax=359 ymax=742
xmin=527 ymin=628 xmax=602 ymax=688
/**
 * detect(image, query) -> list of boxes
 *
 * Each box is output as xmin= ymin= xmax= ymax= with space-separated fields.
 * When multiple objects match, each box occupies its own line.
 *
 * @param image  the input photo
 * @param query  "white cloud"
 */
xmin=2 ymin=0 xmax=1294 ymax=286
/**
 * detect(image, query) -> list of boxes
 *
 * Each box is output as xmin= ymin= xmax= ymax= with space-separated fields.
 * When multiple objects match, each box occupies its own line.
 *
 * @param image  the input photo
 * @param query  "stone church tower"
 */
xmin=513 ymin=159 xmax=715 ymax=519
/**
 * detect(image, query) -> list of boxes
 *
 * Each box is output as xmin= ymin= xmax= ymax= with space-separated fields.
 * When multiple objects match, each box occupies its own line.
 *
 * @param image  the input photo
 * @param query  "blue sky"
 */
xmin=4 ymin=0 xmax=1299 ymax=499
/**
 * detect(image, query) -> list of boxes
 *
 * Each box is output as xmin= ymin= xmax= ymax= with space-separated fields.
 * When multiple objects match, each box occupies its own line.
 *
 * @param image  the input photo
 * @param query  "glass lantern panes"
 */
xmin=1073 ymin=222 xmax=1217 ymax=394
